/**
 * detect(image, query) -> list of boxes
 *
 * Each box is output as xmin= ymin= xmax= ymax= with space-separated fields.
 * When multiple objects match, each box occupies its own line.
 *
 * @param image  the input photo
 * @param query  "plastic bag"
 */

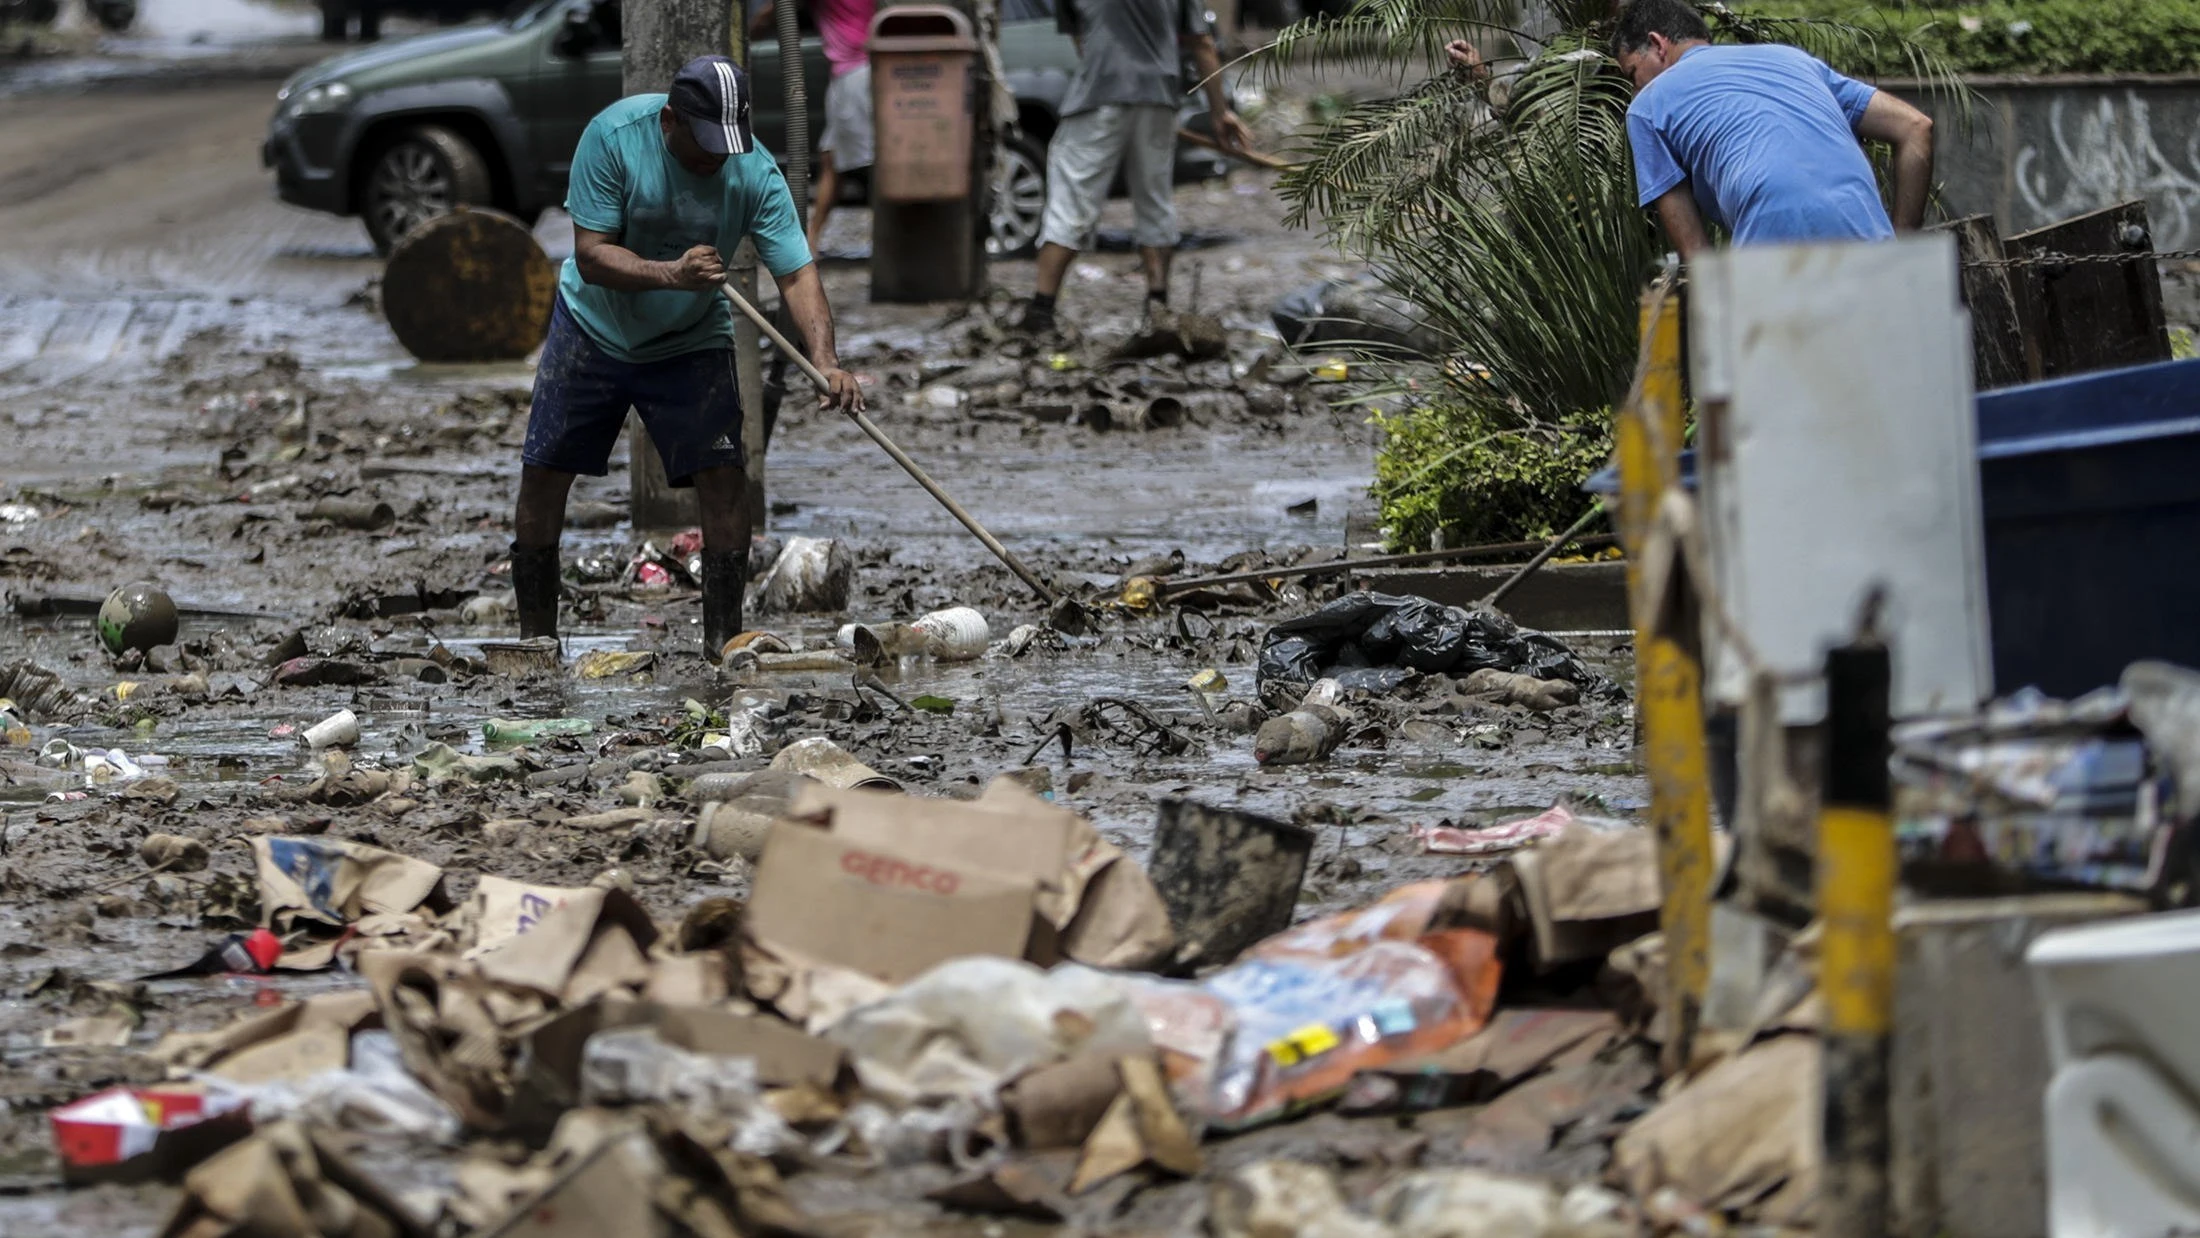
xmin=580 ymin=1027 xmax=801 ymax=1157
xmin=824 ymin=956 xmax=1152 ymax=1109
xmin=1257 ymin=591 xmax=1610 ymax=698
xmin=1112 ymin=882 xmax=1503 ymax=1130
xmin=228 ymin=1030 xmax=461 ymax=1145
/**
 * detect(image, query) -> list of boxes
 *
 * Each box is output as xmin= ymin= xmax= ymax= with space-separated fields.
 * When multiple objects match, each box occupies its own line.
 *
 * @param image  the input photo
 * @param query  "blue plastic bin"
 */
xmin=1975 ymin=357 xmax=2200 ymax=697
xmin=1581 ymin=357 xmax=2200 ymax=697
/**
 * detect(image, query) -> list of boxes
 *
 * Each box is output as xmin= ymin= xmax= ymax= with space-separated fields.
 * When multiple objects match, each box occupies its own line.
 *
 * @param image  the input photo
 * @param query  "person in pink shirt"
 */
xmin=751 ymin=0 xmax=877 ymax=252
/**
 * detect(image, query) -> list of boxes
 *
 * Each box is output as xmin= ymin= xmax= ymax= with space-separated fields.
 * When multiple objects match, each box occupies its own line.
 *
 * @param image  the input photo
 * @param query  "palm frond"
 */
xmin=1256 ymin=6 xmax=1530 ymax=85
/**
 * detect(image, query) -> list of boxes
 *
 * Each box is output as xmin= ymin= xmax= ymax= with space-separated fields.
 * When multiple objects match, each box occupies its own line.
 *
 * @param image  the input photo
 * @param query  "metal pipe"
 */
xmin=717 ymin=282 xmax=1058 ymax=603
xmin=1153 ymin=532 xmax=1618 ymax=596
xmin=1477 ymin=503 xmax=1608 ymax=610
xmin=775 ymin=0 xmax=810 ymax=218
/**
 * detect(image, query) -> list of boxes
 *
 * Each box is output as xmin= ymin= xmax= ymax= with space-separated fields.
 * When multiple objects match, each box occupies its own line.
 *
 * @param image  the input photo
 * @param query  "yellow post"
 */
xmin=1820 ymin=637 xmax=1896 ymax=1238
xmin=1619 ymin=287 xmax=1713 ymax=1075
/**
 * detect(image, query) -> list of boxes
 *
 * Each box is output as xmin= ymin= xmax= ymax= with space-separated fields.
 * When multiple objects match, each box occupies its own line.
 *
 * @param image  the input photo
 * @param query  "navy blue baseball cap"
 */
xmin=668 ymin=54 xmax=754 ymax=156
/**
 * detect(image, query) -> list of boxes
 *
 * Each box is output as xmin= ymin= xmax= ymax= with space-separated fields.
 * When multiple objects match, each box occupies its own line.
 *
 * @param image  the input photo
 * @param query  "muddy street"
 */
xmin=0 ymin=50 xmax=1651 ymax=1234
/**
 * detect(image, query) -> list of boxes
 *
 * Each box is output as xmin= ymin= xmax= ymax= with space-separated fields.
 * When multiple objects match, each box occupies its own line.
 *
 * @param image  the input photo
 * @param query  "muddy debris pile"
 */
xmin=831 ymin=303 xmax=1338 ymax=440
xmin=3 ymin=746 xmax=1816 ymax=1236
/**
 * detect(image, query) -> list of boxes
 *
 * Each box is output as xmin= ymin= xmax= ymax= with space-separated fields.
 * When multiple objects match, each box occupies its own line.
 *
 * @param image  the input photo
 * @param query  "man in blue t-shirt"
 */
xmin=1613 ymin=0 xmax=1936 ymax=262
xmin=511 ymin=55 xmax=863 ymax=661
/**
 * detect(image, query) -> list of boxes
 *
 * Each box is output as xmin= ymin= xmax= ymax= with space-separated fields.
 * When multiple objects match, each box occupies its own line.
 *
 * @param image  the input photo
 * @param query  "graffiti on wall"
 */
xmin=2013 ymin=90 xmax=2200 ymax=248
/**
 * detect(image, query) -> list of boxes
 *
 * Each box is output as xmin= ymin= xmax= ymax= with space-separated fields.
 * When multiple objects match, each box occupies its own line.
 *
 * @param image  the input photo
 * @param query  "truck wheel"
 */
xmin=319 ymin=0 xmax=347 ymax=40
xmin=361 ymin=125 xmax=493 ymax=257
xmin=987 ymin=131 xmax=1048 ymax=259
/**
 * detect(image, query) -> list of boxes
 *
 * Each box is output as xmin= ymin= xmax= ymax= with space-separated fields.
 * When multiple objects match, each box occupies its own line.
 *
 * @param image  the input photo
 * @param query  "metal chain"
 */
xmin=1962 ymin=247 xmax=2200 ymax=271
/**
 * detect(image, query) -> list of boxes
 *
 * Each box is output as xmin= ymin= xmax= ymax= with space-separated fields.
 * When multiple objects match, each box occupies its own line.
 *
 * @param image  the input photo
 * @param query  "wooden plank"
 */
xmin=2005 ymin=200 xmax=2172 ymax=380
xmin=1932 ymin=214 xmax=2030 ymax=389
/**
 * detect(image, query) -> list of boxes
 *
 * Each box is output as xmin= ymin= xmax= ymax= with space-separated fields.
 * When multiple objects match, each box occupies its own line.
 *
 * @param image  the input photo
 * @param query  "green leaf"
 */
xmin=910 ymin=695 xmax=958 ymax=714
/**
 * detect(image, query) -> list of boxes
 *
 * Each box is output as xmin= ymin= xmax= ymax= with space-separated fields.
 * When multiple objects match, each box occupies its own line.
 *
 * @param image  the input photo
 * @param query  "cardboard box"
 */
xmin=796 ymin=783 xmax=1073 ymax=891
xmin=51 ymin=1084 xmax=253 ymax=1184
xmin=747 ymin=816 xmax=1037 ymax=984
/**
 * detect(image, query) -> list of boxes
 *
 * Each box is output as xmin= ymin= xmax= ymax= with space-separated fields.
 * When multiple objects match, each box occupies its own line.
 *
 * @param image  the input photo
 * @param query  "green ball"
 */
xmin=97 ymin=581 xmax=179 ymax=654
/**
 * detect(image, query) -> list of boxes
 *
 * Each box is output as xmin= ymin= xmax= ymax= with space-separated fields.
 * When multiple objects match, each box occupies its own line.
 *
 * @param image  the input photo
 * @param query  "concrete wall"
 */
xmin=1900 ymin=76 xmax=2200 ymax=249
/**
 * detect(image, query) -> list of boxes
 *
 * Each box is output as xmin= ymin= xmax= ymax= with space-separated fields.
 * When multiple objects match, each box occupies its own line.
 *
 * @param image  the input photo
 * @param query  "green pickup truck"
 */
xmin=264 ymin=0 xmax=1234 ymax=256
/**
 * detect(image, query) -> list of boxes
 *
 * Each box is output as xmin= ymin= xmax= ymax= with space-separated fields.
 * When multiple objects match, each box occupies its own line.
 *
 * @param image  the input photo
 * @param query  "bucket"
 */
xmin=912 ymin=606 xmax=990 ymax=661
xmin=1146 ymin=798 xmax=1315 ymax=969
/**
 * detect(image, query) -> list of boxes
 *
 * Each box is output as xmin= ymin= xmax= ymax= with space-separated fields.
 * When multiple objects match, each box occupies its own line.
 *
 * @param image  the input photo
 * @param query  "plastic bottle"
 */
xmin=303 ymin=708 xmax=360 ymax=750
xmin=911 ymin=607 xmax=990 ymax=661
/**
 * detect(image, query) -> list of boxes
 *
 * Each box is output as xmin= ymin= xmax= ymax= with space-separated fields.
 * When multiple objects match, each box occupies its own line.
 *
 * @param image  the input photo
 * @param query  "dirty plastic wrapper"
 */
xmin=227 ymin=1030 xmax=461 ymax=1145
xmin=1257 ymin=591 xmax=1612 ymax=699
xmin=1110 ymin=881 xmax=1502 ymax=1129
xmin=579 ymin=1027 xmax=801 ymax=1158
xmin=822 ymin=956 xmax=1152 ymax=1110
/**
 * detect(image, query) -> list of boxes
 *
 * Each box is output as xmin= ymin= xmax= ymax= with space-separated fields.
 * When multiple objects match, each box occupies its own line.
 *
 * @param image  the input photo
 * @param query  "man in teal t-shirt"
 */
xmin=512 ymin=55 xmax=863 ymax=661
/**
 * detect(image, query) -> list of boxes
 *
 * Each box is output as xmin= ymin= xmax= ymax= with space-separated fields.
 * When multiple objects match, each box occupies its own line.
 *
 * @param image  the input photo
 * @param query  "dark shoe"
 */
xmin=509 ymin=543 xmax=561 ymax=641
xmin=701 ymin=548 xmax=747 ymax=663
xmin=1011 ymin=297 xmax=1057 ymax=335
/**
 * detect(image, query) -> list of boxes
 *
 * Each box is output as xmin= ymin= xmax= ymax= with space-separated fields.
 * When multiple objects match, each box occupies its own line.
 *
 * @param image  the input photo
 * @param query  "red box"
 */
xmin=49 ymin=1085 xmax=253 ymax=1184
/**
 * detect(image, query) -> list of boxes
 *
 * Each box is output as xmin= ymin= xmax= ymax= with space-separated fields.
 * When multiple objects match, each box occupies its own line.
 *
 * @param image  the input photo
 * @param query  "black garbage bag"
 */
xmin=1270 ymin=274 xmax=1445 ymax=360
xmin=1257 ymin=591 xmax=1616 ymax=698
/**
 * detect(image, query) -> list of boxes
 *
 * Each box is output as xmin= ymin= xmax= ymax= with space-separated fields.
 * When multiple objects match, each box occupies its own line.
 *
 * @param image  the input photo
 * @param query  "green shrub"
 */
xmin=1728 ymin=1 xmax=2200 ymax=77
xmin=1371 ymin=403 xmax=1613 ymax=551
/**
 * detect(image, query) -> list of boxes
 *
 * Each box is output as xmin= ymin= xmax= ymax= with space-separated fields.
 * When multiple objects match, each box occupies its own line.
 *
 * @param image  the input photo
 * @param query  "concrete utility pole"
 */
xmin=623 ymin=0 xmax=766 ymax=532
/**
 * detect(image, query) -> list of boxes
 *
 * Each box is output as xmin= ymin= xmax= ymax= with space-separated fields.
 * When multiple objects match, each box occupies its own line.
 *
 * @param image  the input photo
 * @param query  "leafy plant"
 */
xmin=1733 ymin=0 xmax=2200 ymax=77
xmin=1371 ymin=401 xmax=1613 ymax=549
xmin=1259 ymin=0 xmax=1966 ymax=548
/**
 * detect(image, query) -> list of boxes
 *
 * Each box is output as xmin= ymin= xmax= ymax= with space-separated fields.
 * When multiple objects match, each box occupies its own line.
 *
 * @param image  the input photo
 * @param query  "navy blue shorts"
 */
xmin=523 ymin=295 xmax=744 ymax=486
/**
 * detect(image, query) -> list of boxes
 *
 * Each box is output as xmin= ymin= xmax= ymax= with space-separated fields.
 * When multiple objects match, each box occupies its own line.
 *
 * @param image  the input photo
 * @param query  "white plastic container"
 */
xmin=912 ymin=606 xmax=990 ymax=662
xmin=303 ymin=708 xmax=360 ymax=750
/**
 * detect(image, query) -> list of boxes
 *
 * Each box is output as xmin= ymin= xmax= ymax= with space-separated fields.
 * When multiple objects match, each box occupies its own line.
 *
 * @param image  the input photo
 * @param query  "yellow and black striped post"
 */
xmin=1819 ymin=634 xmax=1896 ymax=1238
xmin=1619 ymin=287 xmax=1714 ymax=1076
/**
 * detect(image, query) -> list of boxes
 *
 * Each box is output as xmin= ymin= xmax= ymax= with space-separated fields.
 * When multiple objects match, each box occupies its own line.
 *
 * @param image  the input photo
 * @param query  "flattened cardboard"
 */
xmin=464 ymin=876 xmax=598 ymax=957
xmin=478 ymin=1129 xmax=661 ymax=1238
xmin=747 ymin=819 xmax=1035 ymax=984
xmin=643 ymin=953 xmax=731 ymax=1007
xmin=250 ymin=836 xmax=448 ymax=931
xmin=207 ymin=1024 xmax=350 ymax=1085
xmin=153 ymin=991 xmax=379 ymax=1077
xmin=652 ymin=1005 xmax=845 ymax=1089
xmin=473 ymin=886 xmax=660 ymax=998
xmin=1058 ymin=853 xmax=1174 ymax=971
xmin=1537 ymin=825 xmax=1661 ymax=922
xmin=1004 ymin=1052 xmax=1124 ymax=1149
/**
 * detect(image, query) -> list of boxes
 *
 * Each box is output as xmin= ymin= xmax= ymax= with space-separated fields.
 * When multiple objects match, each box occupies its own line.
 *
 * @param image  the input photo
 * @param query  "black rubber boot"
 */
xmin=510 ymin=543 xmax=561 ymax=641
xmin=701 ymin=548 xmax=747 ymax=664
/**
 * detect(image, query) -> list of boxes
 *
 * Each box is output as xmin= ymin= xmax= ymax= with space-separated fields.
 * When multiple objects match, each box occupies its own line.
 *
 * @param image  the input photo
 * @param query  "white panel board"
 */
xmin=1689 ymin=235 xmax=1990 ymax=723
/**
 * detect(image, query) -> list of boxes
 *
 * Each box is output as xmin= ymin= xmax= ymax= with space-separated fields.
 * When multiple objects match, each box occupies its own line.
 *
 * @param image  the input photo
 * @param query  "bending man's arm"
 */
xmin=771 ymin=262 xmax=864 ymax=413
xmin=1183 ymin=32 xmax=1252 ymax=152
xmin=1652 ymin=184 xmax=1711 ymax=264
xmin=1856 ymin=91 xmax=1934 ymax=231
xmin=574 ymin=228 xmax=724 ymax=292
